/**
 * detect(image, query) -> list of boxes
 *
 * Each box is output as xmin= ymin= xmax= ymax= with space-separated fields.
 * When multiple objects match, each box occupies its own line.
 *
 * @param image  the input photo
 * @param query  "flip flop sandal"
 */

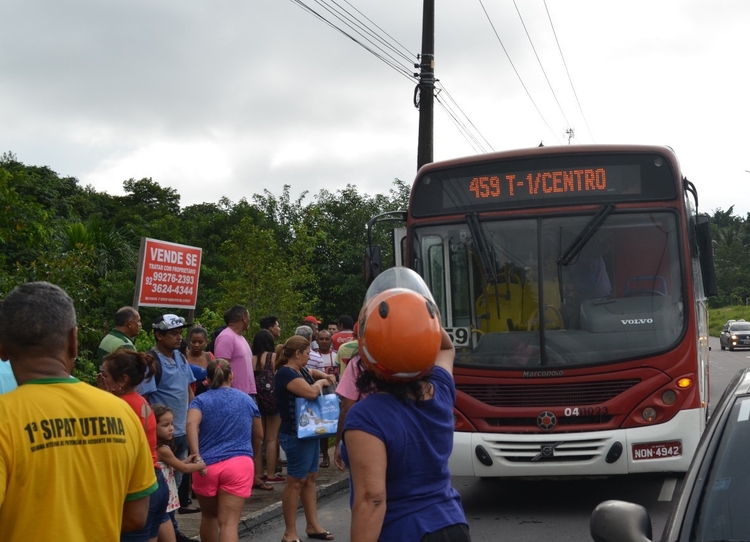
xmin=252 ymin=482 xmax=274 ymax=491
xmin=306 ymin=531 xmax=334 ymax=540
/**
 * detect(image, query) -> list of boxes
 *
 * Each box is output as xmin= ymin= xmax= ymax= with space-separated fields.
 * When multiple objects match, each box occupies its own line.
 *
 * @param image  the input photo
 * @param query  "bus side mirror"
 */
xmin=696 ymin=216 xmax=718 ymax=297
xmin=365 ymin=245 xmax=382 ymax=287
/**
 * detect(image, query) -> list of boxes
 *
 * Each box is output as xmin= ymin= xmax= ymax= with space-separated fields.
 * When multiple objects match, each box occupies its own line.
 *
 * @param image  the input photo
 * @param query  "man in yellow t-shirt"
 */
xmin=0 ymin=282 xmax=157 ymax=541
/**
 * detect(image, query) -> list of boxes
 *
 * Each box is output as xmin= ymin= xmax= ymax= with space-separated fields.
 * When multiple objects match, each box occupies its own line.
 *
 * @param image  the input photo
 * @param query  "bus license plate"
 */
xmin=632 ymin=441 xmax=682 ymax=460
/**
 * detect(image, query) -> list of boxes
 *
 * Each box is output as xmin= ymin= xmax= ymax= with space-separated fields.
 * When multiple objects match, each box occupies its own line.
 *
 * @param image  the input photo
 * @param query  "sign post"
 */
xmin=133 ymin=238 xmax=203 ymax=317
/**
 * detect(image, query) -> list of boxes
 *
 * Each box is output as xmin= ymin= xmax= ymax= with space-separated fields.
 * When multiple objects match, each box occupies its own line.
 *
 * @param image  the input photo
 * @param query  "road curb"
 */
xmin=238 ymin=477 xmax=350 ymax=534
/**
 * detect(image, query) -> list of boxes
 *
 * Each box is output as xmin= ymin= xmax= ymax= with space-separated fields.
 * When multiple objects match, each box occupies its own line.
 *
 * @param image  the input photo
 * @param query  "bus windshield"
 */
xmin=413 ymin=210 xmax=685 ymax=369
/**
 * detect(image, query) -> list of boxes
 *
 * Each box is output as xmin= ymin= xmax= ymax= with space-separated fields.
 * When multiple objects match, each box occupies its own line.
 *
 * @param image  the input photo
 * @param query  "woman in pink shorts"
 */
xmin=187 ymin=358 xmax=262 ymax=542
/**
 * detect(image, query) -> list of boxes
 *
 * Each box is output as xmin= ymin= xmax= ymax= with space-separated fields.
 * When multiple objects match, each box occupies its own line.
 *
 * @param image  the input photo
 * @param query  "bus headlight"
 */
xmin=642 ymin=408 xmax=657 ymax=422
xmin=662 ymin=390 xmax=677 ymax=405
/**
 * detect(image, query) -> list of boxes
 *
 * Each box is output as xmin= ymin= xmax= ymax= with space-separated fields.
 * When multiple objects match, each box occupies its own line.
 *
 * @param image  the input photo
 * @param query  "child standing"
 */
xmin=153 ymin=404 xmax=206 ymax=542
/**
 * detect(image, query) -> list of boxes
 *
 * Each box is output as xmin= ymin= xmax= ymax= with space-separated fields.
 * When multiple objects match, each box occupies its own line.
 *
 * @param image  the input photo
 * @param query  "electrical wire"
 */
xmin=511 ymin=0 xmax=572 ymax=131
xmin=340 ymin=0 xmax=416 ymax=63
xmin=308 ymin=0 xmax=416 ymax=80
xmin=436 ymin=96 xmax=486 ymax=154
xmin=288 ymin=0 xmax=416 ymax=82
xmin=436 ymin=81 xmax=495 ymax=153
xmin=476 ymin=0 xmax=562 ymax=145
xmin=288 ymin=0 xmax=496 ymax=153
xmin=315 ymin=0 xmax=414 ymax=66
xmin=543 ymin=0 xmax=595 ymax=142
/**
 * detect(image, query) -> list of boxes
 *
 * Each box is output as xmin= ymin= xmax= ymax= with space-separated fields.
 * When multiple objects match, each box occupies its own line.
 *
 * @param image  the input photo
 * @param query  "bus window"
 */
xmin=449 ymin=240 xmax=472 ymax=329
xmin=423 ymin=235 xmax=447 ymax=326
xmin=412 ymin=211 xmax=685 ymax=368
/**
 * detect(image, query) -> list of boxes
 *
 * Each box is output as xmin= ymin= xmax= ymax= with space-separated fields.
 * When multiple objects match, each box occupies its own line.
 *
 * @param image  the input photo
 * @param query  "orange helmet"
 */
xmin=358 ymin=268 xmax=442 ymax=381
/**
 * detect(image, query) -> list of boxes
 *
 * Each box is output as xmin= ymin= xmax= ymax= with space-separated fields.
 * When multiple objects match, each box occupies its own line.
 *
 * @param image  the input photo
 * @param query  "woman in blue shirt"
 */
xmin=342 ymin=268 xmax=471 ymax=542
xmin=187 ymin=358 xmax=261 ymax=542
xmin=274 ymin=335 xmax=337 ymax=542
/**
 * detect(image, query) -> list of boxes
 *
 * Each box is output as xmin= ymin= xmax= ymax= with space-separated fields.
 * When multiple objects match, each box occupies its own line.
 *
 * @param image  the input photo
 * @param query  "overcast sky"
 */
xmin=2 ymin=0 xmax=748 ymax=216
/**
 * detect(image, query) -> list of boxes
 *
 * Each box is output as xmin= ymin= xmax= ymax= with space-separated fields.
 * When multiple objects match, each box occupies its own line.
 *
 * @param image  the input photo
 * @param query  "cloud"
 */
xmin=1 ymin=0 xmax=748 ymax=216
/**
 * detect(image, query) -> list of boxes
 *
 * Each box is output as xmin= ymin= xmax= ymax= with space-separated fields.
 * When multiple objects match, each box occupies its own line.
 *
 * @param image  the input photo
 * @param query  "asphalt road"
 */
xmin=243 ymin=335 xmax=749 ymax=542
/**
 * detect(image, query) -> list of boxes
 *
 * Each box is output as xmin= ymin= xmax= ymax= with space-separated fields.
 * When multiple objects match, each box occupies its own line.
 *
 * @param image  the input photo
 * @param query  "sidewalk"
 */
xmin=176 ymin=447 xmax=350 ymax=541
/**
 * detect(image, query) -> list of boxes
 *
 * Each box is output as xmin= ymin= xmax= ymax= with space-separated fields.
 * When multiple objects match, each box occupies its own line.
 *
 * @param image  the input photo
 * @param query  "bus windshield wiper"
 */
xmin=467 ymin=212 xmax=498 ymax=284
xmin=557 ymin=204 xmax=614 ymax=267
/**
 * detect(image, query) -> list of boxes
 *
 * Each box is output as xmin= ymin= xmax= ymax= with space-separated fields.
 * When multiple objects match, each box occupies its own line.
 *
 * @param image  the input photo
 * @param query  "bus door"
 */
xmin=417 ymin=232 xmax=476 ymax=351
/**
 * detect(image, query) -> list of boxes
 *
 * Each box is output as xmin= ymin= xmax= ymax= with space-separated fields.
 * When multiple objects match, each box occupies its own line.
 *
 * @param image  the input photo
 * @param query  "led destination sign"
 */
xmin=411 ymin=153 xmax=677 ymax=217
xmin=468 ymin=167 xmax=613 ymax=200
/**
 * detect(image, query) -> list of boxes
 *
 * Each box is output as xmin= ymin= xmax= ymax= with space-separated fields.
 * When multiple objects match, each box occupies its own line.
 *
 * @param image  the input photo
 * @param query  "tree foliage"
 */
xmin=0 ymin=156 xmax=409 ymax=381
xmin=709 ymin=206 xmax=750 ymax=307
xmin=5 ymin=152 xmax=745 ymax=381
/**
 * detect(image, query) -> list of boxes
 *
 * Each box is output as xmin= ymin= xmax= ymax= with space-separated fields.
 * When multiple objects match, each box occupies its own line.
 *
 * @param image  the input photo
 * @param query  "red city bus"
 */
xmin=367 ymin=144 xmax=716 ymax=477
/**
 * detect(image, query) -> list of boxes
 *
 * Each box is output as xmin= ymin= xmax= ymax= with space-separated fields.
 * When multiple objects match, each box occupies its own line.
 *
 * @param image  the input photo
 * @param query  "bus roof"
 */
xmin=415 ymin=144 xmax=680 ymax=178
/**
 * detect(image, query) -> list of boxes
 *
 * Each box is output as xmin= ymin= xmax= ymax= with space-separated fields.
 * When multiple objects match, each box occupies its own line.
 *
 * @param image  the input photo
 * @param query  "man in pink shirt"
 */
xmin=213 ymin=305 xmax=270 ymax=490
xmin=213 ymin=305 xmax=256 ymax=395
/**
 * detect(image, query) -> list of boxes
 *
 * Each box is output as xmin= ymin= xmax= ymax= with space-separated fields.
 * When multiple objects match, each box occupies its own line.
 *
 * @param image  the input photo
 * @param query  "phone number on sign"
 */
xmin=149 ymin=284 xmax=195 ymax=295
xmin=145 ymin=273 xmax=195 ymax=285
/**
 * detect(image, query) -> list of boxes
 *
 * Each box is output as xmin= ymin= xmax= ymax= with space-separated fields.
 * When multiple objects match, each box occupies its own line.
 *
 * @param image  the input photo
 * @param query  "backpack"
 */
xmin=255 ymin=352 xmax=277 ymax=415
xmin=148 ymin=348 xmax=188 ymax=387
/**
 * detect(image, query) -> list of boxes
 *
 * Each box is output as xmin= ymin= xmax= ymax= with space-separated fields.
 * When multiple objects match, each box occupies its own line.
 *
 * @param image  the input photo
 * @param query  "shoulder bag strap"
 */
xmin=149 ymin=349 xmax=163 ymax=386
xmin=300 ymin=366 xmax=315 ymax=385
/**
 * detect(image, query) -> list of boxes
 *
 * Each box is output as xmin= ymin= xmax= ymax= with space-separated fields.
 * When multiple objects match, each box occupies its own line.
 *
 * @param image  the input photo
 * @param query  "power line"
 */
xmin=288 ymin=0 xmax=496 ymax=153
xmin=340 ymin=0 xmax=416 ymax=62
xmin=543 ymin=0 xmax=595 ymax=142
xmin=436 ymin=96 xmax=486 ymax=154
xmin=435 ymin=80 xmax=495 ymax=153
xmin=476 ymin=0 xmax=562 ymax=144
xmin=288 ymin=0 xmax=416 ymax=82
xmin=511 ymin=0 xmax=572 ymax=131
xmin=320 ymin=0 xmax=415 ymax=65
xmin=308 ymin=0 xmax=416 ymax=79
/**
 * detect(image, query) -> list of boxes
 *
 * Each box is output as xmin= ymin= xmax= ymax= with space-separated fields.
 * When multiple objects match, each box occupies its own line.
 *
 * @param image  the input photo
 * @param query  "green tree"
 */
xmin=0 ymin=169 xmax=53 ymax=267
xmin=710 ymin=207 xmax=750 ymax=306
xmin=219 ymin=218 xmax=315 ymax=337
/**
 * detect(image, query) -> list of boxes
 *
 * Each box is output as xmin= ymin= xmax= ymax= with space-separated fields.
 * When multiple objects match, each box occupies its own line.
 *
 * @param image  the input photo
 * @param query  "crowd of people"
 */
xmin=0 ymin=268 xmax=471 ymax=541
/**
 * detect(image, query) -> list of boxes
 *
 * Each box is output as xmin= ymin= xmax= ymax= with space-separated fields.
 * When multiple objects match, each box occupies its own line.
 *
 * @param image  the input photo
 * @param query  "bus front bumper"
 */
xmin=449 ymin=408 xmax=703 ymax=477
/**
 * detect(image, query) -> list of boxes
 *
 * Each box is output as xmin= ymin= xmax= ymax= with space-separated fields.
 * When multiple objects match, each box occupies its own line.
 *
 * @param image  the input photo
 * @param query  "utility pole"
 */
xmin=416 ymin=0 xmax=435 ymax=170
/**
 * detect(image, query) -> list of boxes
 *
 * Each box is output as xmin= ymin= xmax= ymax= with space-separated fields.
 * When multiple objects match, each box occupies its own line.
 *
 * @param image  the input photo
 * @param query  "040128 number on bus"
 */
xmin=632 ymin=441 xmax=682 ymax=460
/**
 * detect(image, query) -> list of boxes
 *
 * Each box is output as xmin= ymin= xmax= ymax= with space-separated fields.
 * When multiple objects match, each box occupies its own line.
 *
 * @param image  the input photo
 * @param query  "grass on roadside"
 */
xmin=709 ymin=306 xmax=750 ymax=337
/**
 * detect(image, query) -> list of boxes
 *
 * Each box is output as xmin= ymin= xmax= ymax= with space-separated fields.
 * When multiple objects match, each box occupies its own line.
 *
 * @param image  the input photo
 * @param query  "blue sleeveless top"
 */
xmin=342 ymin=366 xmax=467 ymax=540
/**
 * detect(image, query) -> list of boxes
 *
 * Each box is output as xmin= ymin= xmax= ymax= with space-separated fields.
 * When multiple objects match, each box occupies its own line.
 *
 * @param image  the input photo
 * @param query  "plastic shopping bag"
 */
xmin=295 ymin=393 xmax=340 ymax=439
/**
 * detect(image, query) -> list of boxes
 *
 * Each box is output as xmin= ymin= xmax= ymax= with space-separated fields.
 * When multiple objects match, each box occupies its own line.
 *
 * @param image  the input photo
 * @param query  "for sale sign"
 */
xmin=135 ymin=238 xmax=202 ymax=309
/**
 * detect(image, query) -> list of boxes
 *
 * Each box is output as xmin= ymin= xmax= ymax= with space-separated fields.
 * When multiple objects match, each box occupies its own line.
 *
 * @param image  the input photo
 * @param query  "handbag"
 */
xmin=255 ymin=352 xmax=277 ymax=415
xmin=295 ymin=368 xmax=339 ymax=439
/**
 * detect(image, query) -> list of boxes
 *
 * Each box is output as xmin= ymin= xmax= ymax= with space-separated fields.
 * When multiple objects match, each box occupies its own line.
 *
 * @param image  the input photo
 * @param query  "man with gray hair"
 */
xmin=0 ymin=282 xmax=156 ymax=541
